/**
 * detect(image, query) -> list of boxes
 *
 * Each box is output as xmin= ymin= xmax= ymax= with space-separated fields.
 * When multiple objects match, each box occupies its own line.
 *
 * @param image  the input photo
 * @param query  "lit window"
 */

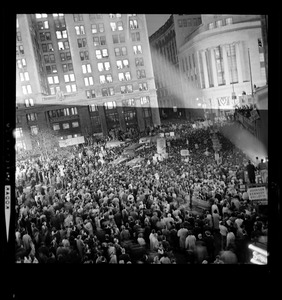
xmin=91 ymin=24 xmax=97 ymax=34
xmin=56 ymin=31 xmax=62 ymax=39
xmin=226 ymin=17 xmax=233 ymax=25
xmin=30 ymin=125 xmax=39 ymax=135
xmin=106 ymin=74 xmax=113 ymax=83
xmin=110 ymin=22 xmax=117 ymax=31
xmin=216 ymin=20 xmax=223 ymax=27
xmin=72 ymin=121 xmax=79 ymax=128
xmin=208 ymin=22 xmax=214 ymax=30
xmin=96 ymin=50 xmax=102 ymax=59
xmin=64 ymin=74 xmax=69 ymax=82
xmin=58 ymin=41 xmax=64 ymax=50
xmin=102 ymin=48 xmax=109 ymax=58
xmin=104 ymin=62 xmax=111 ymax=71
xmin=66 ymin=85 xmax=71 ymax=92
xmin=118 ymin=73 xmax=125 ymax=81
xmin=62 ymin=123 xmax=70 ymax=129
xmin=98 ymin=62 xmax=104 ymax=72
xmin=53 ymin=123 xmax=60 ymax=131
xmin=99 ymin=75 xmax=106 ymax=84
xmin=69 ymin=74 xmax=75 ymax=81
xmin=117 ymin=21 xmax=123 ymax=30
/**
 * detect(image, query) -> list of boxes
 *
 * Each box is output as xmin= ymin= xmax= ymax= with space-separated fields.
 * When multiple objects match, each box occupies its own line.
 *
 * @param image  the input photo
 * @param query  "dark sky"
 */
xmin=145 ymin=14 xmax=171 ymax=36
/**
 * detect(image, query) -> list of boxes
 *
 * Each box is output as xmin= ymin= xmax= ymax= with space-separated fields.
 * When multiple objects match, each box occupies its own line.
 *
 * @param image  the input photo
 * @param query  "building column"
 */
xmin=221 ymin=45 xmax=230 ymax=85
xmin=209 ymin=48 xmax=218 ymax=87
xmin=116 ymin=105 xmax=126 ymax=132
xmin=201 ymin=50 xmax=210 ymax=88
xmin=196 ymin=51 xmax=204 ymax=90
xmin=97 ymin=105 xmax=108 ymax=136
xmin=235 ymin=42 xmax=244 ymax=83
xmin=135 ymin=98 xmax=145 ymax=132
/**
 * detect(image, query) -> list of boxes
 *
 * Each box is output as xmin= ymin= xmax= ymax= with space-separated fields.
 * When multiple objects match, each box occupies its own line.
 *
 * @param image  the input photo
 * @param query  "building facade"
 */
xmin=149 ymin=14 xmax=202 ymax=120
xmin=178 ymin=14 xmax=267 ymax=120
xmin=16 ymin=14 xmax=161 ymax=151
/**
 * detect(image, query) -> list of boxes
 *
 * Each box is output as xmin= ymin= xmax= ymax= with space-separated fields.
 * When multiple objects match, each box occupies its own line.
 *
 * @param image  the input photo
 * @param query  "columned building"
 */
xmin=178 ymin=14 xmax=267 ymax=120
xmin=16 ymin=14 xmax=160 ymax=151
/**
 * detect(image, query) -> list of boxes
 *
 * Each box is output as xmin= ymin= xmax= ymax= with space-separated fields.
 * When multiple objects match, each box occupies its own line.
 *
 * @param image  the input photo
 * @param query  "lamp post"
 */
xmin=247 ymin=48 xmax=254 ymax=105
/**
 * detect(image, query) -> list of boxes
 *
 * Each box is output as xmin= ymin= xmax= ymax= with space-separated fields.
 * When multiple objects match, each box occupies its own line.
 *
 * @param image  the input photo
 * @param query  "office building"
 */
xmin=16 ymin=14 xmax=160 ymax=151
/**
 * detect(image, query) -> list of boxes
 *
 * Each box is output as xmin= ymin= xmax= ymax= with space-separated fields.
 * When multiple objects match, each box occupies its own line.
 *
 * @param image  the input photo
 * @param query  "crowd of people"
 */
xmin=15 ymin=120 xmax=268 ymax=264
xmin=234 ymin=104 xmax=257 ymax=119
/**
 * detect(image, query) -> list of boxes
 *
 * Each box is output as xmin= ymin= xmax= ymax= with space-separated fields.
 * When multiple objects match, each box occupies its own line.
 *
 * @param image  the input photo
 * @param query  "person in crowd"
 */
xmin=15 ymin=120 xmax=267 ymax=264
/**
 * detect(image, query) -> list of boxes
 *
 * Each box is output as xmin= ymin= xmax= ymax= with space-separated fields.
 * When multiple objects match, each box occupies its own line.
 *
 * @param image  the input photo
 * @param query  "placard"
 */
xmin=247 ymin=186 xmax=267 ymax=201
xmin=180 ymin=149 xmax=189 ymax=156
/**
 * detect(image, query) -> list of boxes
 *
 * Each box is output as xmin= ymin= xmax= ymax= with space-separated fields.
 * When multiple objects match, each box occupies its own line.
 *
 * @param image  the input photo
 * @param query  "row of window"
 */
xmin=208 ymin=18 xmax=233 ymax=30
xmin=178 ymin=17 xmax=201 ymax=27
xmin=53 ymin=121 xmax=79 ymax=131
xmin=35 ymin=13 xmax=135 ymax=20
xmin=48 ymin=107 xmax=78 ymax=118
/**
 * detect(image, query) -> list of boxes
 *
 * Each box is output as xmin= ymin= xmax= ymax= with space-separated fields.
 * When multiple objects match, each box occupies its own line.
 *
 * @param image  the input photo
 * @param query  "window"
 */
xmin=131 ymin=32 xmax=140 ymax=42
xmin=64 ymin=74 xmax=75 ymax=82
xmin=226 ymin=17 xmax=233 ymax=25
xmin=112 ymin=33 xmax=125 ymax=43
xmin=137 ymin=69 xmax=146 ymax=79
xmin=82 ymin=64 xmax=92 ymax=73
xmin=35 ymin=14 xmax=48 ymax=19
xmin=16 ymin=31 xmax=22 ymax=41
xmin=50 ymin=54 xmax=55 ymax=63
xmin=98 ymin=23 xmax=105 ymax=33
xmin=70 ymin=107 xmax=78 ymax=115
xmin=73 ymin=14 xmax=83 ymax=22
xmin=84 ymin=76 xmax=94 ymax=86
xmin=183 ymin=19 xmax=187 ymax=27
xmin=104 ymin=101 xmax=116 ymax=109
xmin=121 ymin=47 xmax=127 ymax=56
xmin=91 ymin=24 xmax=98 ymax=34
xmin=97 ymin=61 xmax=111 ymax=72
xmin=121 ymin=84 xmax=133 ymax=94
xmin=15 ymin=128 xmax=23 ymax=138
xmin=226 ymin=43 xmax=238 ymax=84
xmin=122 ymin=98 xmax=135 ymax=107
xmin=63 ymin=108 xmax=70 ymax=116
xmin=65 ymin=84 xmax=77 ymax=93
xmin=216 ymin=20 xmax=223 ymax=27
xmin=106 ymin=74 xmax=113 ymax=83
xmin=208 ymin=22 xmax=214 ymax=30
xmin=77 ymin=38 xmax=87 ymax=48
xmin=30 ymin=125 xmax=39 ymax=135
xmin=117 ymin=21 xmax=123 ymax=30
xmin=53 ymin=123 xmax=60 ymax=131
xmin=110 ymin=22 xmax=117 ymax=31
xmin=96 ymin=50 xmax=102 ymax=59
xmin=24 ymin=98 xmax=34 ymax=107
xmin=139 ymin=82 xmax=148 ymax=91
xmin=89 ymin=14 xmax=103 ymax=20
xmin=133 ymin=45 xmax=142 ymax=54
xmin=135 ymin=57 xmax=144 ymax=66
xmin=17 ymin=59 xmax=26 ymax=69
xmin=86 ymin=89 xmax=96 ymax=99
xmin=178 ymin=19 xmax=183 ymax=27
xmin=22 ymin=85 xmax=32 ymax=95
xmin=79 ymin=50 xmax=89 ymax=61
xmin=140 ymin=96 xmax=150 ymax=105
xmin=48 ymin=76 xmax=59 ymax=84
xmin=116 ymin=59 xmax=129 ymax=69
xmin=62 ymin=123 xmax=70 ymax=129
xmin=19 ymin=45 xmax=24 ymax=54
xmin=118 ymin=72 xmax=125 ymax=81
xmin=72 ymin=121 xmax=79 ymax=128
xmin=75 ymin=25 xmax=85 ymax=35
xmin=26 ymin=113 xmax=37 ymax=122
xmin=102 ymin=48 xmax=109 ymax=58
xmin=89 ymin=104 xmax=98 ymax=112
xmin=48 ymin=43 xmax=54 ymax=51
xmin=129 ymin=19 xmax=138 ymax=29
xmin=102 ymin=87 xmax=115 ymax=96
xmin=214 ymin=46 xmax=225 ymax=85
xmin=93 ymin=36 xmax=100 ymax=46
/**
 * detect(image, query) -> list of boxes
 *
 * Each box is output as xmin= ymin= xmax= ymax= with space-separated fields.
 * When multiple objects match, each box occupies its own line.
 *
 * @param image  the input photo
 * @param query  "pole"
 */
xmin=247 ymin=48 xmax=254 ymax=104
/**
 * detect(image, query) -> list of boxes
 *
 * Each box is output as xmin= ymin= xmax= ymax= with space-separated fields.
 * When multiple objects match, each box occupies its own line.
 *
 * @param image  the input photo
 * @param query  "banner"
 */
xmin=247 ymin=186 xmax=267 ymax=201
xmin=59 ymin=136 xmax=85 ymax=148
xmin=180 ymin=149 xmax=189 ymax=156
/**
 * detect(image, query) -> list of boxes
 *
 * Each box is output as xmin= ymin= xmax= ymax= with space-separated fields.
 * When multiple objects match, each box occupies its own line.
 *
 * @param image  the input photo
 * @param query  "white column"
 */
xmin=221 ymin=45 xmax=230 ymax=85
xmin=196 ymin=51 xmax=204 ymax=89
xmin=201 ymin=50 xmax=210 ymax=88
xmin=235 ymin=42 xmax=243 ymax=83
xmin=209 ymin=48 xmax=218 ymax=87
